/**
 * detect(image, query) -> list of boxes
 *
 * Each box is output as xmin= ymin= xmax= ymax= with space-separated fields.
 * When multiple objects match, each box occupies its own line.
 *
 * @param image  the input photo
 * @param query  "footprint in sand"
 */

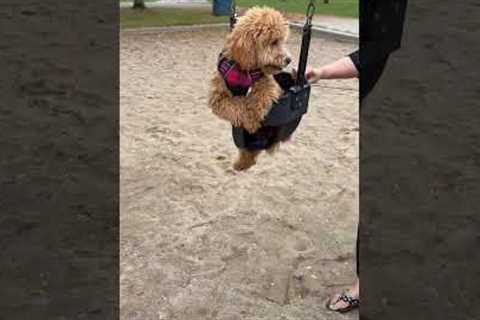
xmin=213 ymin=154 xmax=237 ymax=173
xmin=291 ymin=234 xmax=316 ymax=258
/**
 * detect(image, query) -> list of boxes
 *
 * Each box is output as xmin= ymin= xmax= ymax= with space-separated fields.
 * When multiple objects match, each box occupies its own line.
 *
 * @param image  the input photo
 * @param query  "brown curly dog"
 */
xmin=208 ymin=7 xmax=292 ymax=171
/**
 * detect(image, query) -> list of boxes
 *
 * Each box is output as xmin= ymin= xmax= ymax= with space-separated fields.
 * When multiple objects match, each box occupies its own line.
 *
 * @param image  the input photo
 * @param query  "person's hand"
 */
xmin=305 ymin=67 xmax=324 ymax=83
xmin=291 ymin=67 xmax=324 ymax=83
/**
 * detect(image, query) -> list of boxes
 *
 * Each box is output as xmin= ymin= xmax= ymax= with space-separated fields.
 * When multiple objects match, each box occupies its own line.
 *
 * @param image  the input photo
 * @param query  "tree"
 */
xmin=133 ymin=0 xmax=146 ymax=10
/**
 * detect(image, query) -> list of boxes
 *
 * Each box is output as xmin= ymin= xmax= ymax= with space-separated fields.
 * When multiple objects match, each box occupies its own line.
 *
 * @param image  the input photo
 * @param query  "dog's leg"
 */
xmin=241 ymin=79 xmax=283 ymax=134
xmin=209 ymin=76 xmax=282 ymax=134
xmin=233 ymin=149 xmax=261 ymax=171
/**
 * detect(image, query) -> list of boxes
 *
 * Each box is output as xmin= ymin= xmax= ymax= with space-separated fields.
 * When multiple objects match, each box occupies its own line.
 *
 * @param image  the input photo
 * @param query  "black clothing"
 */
xmin=349 ymin=0 xmax=409 ymax=275
xmin=348 ymin=1 xmax=408 ymax=104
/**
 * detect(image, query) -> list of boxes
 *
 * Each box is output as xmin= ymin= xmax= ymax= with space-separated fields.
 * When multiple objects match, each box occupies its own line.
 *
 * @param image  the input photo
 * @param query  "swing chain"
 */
xmin=230 ymin=0 xmax=237 ymax=30
xmin=306 ymin=0 xmax=316 ymax=25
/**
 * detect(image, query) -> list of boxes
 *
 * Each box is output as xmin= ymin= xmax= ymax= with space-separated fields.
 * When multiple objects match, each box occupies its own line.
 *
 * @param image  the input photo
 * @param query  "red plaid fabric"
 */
xmin=217 ymin=55 xmax=263 ymax=96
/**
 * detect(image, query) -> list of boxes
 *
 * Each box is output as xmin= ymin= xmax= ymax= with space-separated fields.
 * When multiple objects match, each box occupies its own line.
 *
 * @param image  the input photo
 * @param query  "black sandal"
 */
xmin=326 ymin=292 xmax=360 ymax=313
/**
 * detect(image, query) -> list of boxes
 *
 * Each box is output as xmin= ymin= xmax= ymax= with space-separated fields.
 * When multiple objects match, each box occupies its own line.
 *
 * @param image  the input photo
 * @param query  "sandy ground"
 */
xmin=120 ymin=28 xmax=358 ymax=319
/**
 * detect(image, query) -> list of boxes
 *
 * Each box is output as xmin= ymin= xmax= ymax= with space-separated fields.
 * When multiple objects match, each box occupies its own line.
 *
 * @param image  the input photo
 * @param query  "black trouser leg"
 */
xmin=356 ymin=225 xmax=359 ymax=276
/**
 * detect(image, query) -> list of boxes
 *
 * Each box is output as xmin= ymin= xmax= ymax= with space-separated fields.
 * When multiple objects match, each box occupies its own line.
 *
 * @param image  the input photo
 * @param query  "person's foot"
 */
xmin=326 ymin=278 xmax=359 ymax=313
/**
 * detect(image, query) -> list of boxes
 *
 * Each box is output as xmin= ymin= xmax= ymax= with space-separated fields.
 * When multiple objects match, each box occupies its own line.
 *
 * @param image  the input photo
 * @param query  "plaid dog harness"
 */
xmin=217 ymin=55 xmax=263 ymax=96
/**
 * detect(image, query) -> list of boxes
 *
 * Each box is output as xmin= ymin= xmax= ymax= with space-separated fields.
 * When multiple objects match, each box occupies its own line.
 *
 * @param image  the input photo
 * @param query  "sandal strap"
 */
xmin=338 ymin=292 xmax=360 ymax=306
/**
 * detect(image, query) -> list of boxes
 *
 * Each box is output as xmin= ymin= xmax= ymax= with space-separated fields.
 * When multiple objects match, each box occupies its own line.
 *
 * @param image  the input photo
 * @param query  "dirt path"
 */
xmin=286 ymin=14 xmax=358 ymax=38
xmin=120 ymin=28 xmax=358 ymax=319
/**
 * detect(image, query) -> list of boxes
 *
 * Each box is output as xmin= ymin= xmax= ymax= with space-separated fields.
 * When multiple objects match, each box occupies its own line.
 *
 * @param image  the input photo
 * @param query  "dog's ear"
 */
xmin=226 ymin=30 xmax=257 ymax=70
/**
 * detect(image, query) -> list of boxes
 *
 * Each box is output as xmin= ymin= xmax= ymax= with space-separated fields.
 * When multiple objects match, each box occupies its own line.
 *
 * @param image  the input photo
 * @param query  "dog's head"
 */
xmin=224 ymin=7 xmax=291 ymax=74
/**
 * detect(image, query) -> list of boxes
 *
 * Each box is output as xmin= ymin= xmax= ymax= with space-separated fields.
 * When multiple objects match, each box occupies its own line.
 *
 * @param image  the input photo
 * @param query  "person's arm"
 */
xmin=306 ymin=51 xmax=359 ymax=83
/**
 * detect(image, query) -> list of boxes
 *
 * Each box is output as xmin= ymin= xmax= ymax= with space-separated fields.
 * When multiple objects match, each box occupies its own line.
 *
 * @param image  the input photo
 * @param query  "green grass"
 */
xmin=120 ymin=7 xmax=228 ymax=29
xmin=120 ymin=1 xmax=358 ymax=17
xmin=120 ymin=0 xmax=357 ymax=29
xmin=236 ymin=0 xmax=358 ymax=17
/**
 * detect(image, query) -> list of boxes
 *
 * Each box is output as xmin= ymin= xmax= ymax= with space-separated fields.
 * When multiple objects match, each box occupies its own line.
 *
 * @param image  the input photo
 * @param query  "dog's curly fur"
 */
xmin=208 ymin=7 xmax=291 ymax=171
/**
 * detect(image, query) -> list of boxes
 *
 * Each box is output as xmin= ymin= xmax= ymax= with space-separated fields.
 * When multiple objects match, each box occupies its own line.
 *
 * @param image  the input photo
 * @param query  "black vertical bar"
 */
xmin=296 ymin=20 xmax=313 ymax=86
xmin=360 ymin=1 xmax=480 ymax=319
xmin=0 ymin=1 xmax=119 ymax=319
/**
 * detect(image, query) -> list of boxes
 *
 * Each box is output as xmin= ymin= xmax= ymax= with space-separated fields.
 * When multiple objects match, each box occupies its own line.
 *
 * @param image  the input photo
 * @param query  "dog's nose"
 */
xmin=284 ymin=56 xmax=292 ymax=65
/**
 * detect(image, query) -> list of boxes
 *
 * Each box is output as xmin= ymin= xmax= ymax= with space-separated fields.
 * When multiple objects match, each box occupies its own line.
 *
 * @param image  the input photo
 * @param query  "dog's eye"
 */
xmin=271 ymin=40 xmax=279 ymax=46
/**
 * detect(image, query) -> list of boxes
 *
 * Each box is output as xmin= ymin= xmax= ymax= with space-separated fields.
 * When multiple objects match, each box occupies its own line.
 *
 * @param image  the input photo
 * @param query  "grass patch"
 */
xmin=119 ymin=0 xmax=357 ymax=29
xmin=120 ymin=7 xmax=228 ymax=29
xmin=236 ymin=0 xmax=358 ymax=17
xmin=120 ymin=1 xmax=358 ymax=17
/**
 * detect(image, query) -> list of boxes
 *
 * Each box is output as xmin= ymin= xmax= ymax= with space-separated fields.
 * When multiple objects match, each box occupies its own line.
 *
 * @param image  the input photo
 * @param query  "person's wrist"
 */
xmin=316 ymin=67 xmax=326 ymax=79
xmin=312 ymin=67 xmax=326 ymax=82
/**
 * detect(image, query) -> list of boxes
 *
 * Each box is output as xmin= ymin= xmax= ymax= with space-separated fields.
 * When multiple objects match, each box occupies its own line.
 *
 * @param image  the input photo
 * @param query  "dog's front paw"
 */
xmin=233 ymin=159 xmax=255 ymax=171
xmin=233 ymin=150 xmax=259 ymax=171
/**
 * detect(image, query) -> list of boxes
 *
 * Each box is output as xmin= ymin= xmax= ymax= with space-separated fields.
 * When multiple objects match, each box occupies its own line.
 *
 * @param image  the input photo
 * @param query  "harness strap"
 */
xmin=217 ymin=55 xmax=264 ymax=96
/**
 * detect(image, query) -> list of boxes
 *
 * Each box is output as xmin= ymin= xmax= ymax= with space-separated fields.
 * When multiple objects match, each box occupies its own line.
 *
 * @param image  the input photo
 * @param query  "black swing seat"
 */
xmin=232 ymin=71 xmax=311 ymax=151
xmin=229 ymin=0 xmax=316 ymax=151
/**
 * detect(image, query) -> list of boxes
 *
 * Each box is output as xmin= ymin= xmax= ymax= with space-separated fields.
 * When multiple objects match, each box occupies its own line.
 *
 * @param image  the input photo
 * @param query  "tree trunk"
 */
xmin=132 ymin=0 xmax=146 ymax=10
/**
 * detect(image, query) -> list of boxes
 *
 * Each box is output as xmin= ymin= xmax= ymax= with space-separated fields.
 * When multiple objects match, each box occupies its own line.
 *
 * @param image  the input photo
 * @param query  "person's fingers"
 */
xmin=305 ymin=67 xmax=317 ymax=80
xmin=292 ymin=67 xmax=319 ymax=83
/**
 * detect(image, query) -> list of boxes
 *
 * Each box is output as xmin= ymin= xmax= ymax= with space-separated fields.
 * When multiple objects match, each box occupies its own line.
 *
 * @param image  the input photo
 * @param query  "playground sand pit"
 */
xmin=120 ymin=28 xmax=358 ymax=319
